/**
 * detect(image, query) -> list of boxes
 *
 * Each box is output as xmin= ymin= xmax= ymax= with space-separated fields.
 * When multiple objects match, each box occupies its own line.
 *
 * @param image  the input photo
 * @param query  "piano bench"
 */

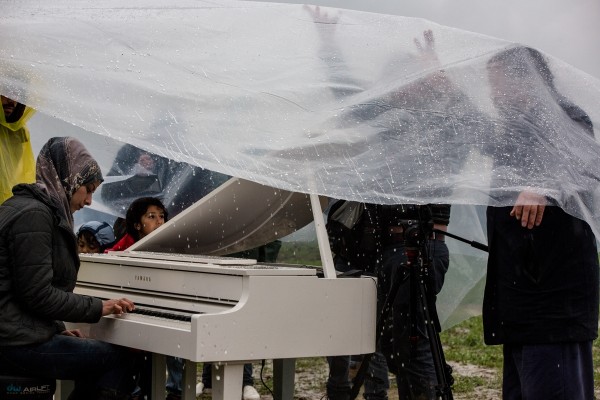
xmin=0 ymin=375 xmax=55 ymax=400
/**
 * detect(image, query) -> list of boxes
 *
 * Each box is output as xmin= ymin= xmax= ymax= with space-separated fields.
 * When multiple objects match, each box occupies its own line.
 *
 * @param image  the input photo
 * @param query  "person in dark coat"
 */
xmin=0 ymin=137 xmax=141 ymax=400
xmin=484 ymin=47 xmax=599 ymax=400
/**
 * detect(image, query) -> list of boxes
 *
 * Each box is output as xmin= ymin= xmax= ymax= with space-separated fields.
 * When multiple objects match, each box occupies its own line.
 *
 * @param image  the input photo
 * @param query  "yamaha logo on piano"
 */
xmin=134 ymin=275 xmax=152 ymax=282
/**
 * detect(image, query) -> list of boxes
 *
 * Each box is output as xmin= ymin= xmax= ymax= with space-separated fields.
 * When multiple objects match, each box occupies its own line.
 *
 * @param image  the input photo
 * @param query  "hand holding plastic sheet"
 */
xmin=2 ymin=0 xmax=600 ymax=326
xmin=2 ymin=0 xmax=599 ymax=222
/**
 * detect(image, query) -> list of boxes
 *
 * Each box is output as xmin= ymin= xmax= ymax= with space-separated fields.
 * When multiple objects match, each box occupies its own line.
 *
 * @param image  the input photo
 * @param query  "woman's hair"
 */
xmin=125 ymin=197 xmax=169 ymax=240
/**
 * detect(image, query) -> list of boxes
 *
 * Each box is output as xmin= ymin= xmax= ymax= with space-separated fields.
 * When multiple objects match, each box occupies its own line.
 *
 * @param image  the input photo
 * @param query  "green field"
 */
xmin=276 ymin=239 xmax=323 ymax=266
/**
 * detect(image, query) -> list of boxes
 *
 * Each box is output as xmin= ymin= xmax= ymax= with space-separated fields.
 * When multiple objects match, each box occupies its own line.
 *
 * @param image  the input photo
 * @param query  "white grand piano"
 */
xmin=64 ymin=178 xmax=377 ymax=400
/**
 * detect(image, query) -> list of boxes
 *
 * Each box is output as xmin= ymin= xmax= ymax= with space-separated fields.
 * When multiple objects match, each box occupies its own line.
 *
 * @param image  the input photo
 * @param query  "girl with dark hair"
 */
xmin=103 ymin=196 xmax=168 ymax=400
xmin=106 ymin=196 xmax=168 ymax=251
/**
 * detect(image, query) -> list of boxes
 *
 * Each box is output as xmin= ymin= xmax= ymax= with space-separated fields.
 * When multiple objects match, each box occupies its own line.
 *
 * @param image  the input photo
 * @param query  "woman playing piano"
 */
xmin=0 ymin=137 xmax=141 ymax=400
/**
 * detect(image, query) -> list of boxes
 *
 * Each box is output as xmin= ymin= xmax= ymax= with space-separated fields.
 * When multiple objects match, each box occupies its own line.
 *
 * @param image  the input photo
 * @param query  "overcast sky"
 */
xmin=253 ymin=0 xmax=600 ymax=79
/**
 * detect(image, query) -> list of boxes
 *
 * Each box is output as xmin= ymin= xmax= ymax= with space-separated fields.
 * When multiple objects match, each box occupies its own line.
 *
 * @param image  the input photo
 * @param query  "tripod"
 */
xmin=405 ymin=223 xmax=454 ymax=400
xmin=350 ymin=216 xmax=454 ymax=400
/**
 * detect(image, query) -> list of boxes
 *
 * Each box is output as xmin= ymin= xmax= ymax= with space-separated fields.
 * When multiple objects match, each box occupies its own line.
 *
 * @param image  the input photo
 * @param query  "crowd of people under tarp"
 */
xmin=0 ymin=11 xmax=599 ymax=399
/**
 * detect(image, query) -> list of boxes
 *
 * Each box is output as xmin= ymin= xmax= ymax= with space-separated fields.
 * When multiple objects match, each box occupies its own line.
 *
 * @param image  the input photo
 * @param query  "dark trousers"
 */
xmin=503 ymin=341 xmax=594 ymax=400
xmin=378 ymin=240 xmax=449 ymax=400
xmin=326 ymin=351 xmax=390 ymax=400
xmin=0 ymin=334 xmax=140 ymax=399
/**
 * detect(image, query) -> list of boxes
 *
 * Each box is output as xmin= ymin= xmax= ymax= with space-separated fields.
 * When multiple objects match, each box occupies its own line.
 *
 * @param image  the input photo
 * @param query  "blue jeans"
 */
xmin=326 ymin=354 xmax=352 ymax=400
xmin=326 ymin=351 xmax=390 ymax=400
xmin=363 ymin=351 xmax=390 ymax=400
xmin=165 ymin=356 xmax=183 ymax=394
xmin=202 ymin=362 xmax=254 ymax=388
xmin=503 ymin=342 xmax=594 ymax=400
xmin=166 ymin=357 xmax=254 ymax=394
xmin=0 ymin=334 xmax=140 ymax=399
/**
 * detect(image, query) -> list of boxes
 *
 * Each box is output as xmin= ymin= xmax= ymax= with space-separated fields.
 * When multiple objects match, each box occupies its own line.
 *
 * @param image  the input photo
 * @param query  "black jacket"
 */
xmin=0 ymin=184 xmax=102 ymax=346
xmin=484 ymin=205 xmax=599 ymax=344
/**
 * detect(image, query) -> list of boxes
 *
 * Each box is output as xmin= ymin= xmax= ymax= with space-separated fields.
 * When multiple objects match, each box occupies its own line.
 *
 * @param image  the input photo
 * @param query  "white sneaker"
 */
xmin=242 ymin=385 xmax=260 ymax=400
xmin=196 ymin=382 xmax=204 ymax=396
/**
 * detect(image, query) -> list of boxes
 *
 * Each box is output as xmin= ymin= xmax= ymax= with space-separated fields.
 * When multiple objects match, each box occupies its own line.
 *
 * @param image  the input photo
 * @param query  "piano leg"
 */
xmin=211 ymin=362 xmax=244 ymax=400
xmin=273 ymin=358 xmax=296 ymax=400
xmin=181 ymin=359 xmax=197 ymax=400
xmin=151 ymin=354 xmax=166 ymax=400
xmin=55 ymin=380 xmax=74 ymax=400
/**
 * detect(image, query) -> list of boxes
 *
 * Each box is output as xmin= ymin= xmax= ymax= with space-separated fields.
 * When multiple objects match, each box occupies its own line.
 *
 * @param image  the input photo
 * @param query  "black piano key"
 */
xmin=128 ymin=306 xmax=197 ymax=322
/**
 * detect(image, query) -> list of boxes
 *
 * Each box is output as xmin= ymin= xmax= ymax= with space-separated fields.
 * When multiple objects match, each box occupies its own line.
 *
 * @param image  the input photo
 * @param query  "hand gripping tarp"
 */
xmin=2 ymin=0 xmax=600 ymax=326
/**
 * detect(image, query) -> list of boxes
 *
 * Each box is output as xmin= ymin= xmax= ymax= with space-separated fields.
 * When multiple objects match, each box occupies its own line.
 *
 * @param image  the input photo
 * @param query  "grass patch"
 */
xmin=441 ymin=315 xmax=502 ymax=397
xmin=451 ymin=374 xmax=499 ymax=394
xmin=441 ymin=316 xmax=503 ymax=370
xmin=277 ymin=240 xmax=322 ymax=266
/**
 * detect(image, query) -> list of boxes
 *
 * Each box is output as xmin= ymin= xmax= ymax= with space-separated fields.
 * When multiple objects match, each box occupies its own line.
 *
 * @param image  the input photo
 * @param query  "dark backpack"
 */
xmin=326 ymin=201 xmax=380 ymax=273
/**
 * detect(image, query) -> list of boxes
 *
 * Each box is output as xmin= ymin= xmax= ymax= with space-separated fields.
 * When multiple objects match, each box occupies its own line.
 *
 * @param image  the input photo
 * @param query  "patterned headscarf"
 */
xmin=36 ymin=137 xmax=103 ymax=228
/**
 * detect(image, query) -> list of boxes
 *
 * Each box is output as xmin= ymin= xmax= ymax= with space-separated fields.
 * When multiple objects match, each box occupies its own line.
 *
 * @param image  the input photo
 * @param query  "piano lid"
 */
xmin=127 ymin=177 xmax=325 ymax=256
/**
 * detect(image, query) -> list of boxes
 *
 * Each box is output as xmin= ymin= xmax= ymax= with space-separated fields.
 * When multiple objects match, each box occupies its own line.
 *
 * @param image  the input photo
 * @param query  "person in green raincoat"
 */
xmin=0 ymin=95 xmax=36 ymax=204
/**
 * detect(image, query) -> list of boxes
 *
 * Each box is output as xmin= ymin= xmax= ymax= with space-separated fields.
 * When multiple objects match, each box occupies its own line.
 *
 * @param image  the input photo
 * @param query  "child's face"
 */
xmin=136 ymin=205 xmax=166 ymax=238
xmin=77 ymin=231 xmax=101 ymax=253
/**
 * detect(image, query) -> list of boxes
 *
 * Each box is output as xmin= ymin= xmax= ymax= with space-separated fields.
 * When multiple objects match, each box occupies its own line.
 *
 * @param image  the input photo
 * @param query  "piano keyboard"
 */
xmin=129 ymin=305 xmax=200 ymax=322
xmin=127 ymin=310 xmax=189 ymax=322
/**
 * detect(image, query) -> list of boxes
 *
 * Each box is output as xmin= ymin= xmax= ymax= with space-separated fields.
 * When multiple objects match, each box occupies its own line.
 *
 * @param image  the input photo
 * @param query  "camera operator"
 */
xmin=325 ymin=202 xmax=451 ymax=400
xmin=374 ymin=203 xmax=450 ymax=400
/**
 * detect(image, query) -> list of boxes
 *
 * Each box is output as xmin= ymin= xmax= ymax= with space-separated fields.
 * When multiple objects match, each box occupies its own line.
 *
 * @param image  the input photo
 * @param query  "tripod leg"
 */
xmin=355 ymin=239 xmax=454 ymax=400
xmin=417 ymin=275 xmax=454 ymax=400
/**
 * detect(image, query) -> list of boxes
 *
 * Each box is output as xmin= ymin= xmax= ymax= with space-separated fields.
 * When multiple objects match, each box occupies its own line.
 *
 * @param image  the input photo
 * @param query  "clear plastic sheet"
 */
xmin=2 ymin=0 xmax=599 ymax=326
